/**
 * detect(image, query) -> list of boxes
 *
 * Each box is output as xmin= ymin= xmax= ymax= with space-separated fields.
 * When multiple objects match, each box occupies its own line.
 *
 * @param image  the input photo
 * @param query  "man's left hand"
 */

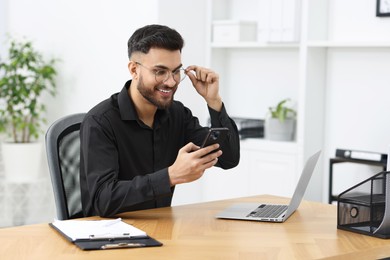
xmin=185 ymin=65 xmax=222 ymax=112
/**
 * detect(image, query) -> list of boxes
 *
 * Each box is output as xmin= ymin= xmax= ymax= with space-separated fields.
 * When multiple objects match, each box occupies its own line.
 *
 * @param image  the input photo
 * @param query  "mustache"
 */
xmin=156 ymin=82 xmax=178 ymax=89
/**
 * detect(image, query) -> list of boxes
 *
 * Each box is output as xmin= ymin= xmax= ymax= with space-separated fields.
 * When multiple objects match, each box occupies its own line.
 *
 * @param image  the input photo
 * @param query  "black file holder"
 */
xmin=70 ymin=236 xmax=162 ymax=250
xmin=337 ymin=171 xmax=390 ymax=238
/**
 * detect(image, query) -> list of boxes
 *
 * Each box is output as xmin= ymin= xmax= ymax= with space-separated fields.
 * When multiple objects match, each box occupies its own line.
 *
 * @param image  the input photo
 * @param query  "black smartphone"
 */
xmin=201 ymin=127 xmax=230 ymax=149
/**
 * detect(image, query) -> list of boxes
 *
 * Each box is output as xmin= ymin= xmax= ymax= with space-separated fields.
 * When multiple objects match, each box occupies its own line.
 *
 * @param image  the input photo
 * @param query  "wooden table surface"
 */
xmin=1 ymin=194 xmax=390 ymax=259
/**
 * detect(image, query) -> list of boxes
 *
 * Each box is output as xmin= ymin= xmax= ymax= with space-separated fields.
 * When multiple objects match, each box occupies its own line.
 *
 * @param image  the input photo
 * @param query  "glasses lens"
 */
xmin=174 ymin=69 xmax=187 ymax=83
xmin=155 ymin=70 xmax=168 ymax=83
xmin=155 ymin=68 xmax=187 ymax=83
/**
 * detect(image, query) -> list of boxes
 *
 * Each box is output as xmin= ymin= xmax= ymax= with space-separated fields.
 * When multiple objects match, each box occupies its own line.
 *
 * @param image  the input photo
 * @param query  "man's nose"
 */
xmin=163 ymin=72 xmax=177 ymax=86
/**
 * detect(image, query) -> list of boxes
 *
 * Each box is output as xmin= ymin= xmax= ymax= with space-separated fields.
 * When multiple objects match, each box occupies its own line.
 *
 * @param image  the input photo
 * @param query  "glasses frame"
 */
xmin=135 ymin=62 xmax=187 ymax=84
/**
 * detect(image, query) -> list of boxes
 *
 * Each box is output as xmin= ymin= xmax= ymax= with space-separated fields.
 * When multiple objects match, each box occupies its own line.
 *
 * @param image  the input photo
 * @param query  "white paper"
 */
xmin=51 ymin=218 xmax=147 ymax=241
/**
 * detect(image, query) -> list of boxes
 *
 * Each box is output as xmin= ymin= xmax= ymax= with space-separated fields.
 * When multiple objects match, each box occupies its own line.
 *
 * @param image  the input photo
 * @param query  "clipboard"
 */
xmin=49 ymin=218 xmax=162 ymax=250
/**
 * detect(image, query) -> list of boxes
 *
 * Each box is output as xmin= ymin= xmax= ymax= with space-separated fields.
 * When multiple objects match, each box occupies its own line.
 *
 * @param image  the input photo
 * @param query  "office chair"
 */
xmin=45 ymin=113 xmax=86 ymax=220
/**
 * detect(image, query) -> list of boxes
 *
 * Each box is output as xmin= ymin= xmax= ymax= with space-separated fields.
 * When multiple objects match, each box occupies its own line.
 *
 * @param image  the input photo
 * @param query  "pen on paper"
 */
xmin=89 ymin=232 xmax=130 ymax=239
xmin=101 ymin=243 xmax=145 ymax=249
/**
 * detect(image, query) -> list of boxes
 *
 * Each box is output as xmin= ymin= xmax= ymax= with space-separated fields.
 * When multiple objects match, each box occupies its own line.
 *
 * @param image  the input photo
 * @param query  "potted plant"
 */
xmin=0 ymin=37 xmax=57 ymax=182
xmin=264 ymin=98 xmax=296 ymax=141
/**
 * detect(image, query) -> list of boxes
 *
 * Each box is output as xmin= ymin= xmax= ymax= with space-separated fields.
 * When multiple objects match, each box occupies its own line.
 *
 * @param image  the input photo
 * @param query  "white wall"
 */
xmin=5 ymin=0 xmax=160 ymax=125
xmin=0 ymin=0 xmax=7 ymax=55
xmin=3 ymin=0 xmax=210 ymax=127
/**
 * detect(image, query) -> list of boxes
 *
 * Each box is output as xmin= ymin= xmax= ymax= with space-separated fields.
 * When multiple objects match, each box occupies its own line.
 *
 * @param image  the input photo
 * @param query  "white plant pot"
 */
xmin=264 ymin=118 xmax=295 ymax=141
xmin=1 ymin=142 xmax=42 ymax=183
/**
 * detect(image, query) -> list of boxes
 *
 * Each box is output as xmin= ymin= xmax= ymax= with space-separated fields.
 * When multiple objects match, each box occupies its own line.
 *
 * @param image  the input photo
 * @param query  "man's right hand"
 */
xmin=168 ymin=142 xmax=223 ymax=186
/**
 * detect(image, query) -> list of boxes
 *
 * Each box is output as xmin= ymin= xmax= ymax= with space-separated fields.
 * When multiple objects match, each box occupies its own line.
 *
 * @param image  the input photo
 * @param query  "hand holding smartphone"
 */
xmin=200 ymin=128 xmax=229 ymax=154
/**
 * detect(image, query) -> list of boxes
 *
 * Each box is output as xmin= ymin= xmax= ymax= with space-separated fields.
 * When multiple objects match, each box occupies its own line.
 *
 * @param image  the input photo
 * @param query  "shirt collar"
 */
xmin=118 ymin=80 xmax=170 ymax=125
xmin=118 ymin=80 xmax=138 ymax=121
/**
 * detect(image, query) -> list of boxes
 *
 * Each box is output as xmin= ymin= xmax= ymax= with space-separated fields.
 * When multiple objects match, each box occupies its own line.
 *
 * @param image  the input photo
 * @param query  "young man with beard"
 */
xmin=80 ymin=24 xmax=240 ymax=217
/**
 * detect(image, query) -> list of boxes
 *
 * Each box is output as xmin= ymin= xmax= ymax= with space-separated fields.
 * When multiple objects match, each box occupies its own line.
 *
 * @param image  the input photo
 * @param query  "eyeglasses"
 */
xmin=135 ymin=62 xmax=187 ymax=84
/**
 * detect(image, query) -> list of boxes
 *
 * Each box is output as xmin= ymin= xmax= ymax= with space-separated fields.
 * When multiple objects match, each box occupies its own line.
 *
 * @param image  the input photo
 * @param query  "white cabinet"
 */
xmin=202 ymin=139 xmax=298 ymax=202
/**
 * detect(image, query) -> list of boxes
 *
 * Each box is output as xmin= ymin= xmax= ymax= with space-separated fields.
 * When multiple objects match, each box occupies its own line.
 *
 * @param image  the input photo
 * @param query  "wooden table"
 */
xmin=1 ymin=195 xmax=390 ymax=259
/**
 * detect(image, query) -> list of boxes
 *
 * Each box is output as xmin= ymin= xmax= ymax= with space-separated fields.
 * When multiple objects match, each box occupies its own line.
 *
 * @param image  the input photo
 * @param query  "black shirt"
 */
xmin=80 ymin=80 xmax=240 ymax=217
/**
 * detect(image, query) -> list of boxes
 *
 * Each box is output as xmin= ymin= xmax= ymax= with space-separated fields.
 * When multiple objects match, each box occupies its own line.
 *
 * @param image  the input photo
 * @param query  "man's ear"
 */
xmin=128 ymin=61 xmax=138 ymax=79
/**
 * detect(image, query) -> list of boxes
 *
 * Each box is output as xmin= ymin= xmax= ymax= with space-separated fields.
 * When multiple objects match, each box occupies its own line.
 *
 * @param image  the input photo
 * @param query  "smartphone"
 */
xmin=201 ymin=127 xmax=230 ymax=149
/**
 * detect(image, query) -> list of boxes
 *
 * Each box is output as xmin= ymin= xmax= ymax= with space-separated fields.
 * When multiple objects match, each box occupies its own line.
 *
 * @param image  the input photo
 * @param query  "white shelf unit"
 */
xmin=202 ymin=0 xmax=390 ymax=203
xmin=200 ymin=0 xmax=324 ymax=202
xmin=173 ymin=0 xmax=390 ymax=205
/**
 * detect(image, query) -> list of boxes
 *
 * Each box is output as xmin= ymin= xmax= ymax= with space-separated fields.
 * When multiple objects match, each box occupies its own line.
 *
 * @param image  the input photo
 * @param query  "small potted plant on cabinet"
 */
xmin=0 ymin=37 xmax=57 ymax=182
xmin=264 ymin=98 xmax=296 ymax=141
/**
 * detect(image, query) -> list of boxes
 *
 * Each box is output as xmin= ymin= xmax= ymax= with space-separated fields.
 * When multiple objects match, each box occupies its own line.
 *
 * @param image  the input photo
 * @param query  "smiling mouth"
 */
xmin=158 ymin=88 xmax=172 ymax=93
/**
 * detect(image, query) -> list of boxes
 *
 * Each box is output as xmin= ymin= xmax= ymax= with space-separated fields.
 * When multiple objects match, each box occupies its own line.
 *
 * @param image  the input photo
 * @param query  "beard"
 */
xmin=137 ymin=76 xmax=177 ymax=109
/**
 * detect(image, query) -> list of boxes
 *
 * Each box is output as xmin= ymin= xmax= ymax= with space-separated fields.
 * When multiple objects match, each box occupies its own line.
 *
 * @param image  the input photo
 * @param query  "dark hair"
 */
xmin=127 ymin=24 xmax=184 ymax=59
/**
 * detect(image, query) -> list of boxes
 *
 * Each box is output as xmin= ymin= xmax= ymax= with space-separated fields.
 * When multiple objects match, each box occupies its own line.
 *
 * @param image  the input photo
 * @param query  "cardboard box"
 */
xmin=213 ymin=20 xmax=257 ymax=43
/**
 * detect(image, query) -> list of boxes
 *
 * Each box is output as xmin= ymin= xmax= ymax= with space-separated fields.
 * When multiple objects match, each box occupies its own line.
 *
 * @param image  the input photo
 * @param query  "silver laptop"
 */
xmin=215 ymin=150 xmax=321 ymax=222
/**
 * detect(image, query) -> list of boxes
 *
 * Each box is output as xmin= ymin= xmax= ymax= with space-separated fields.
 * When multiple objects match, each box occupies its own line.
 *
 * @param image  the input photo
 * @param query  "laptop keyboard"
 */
xmin=247 ymin=204 xmax=288 ymax=218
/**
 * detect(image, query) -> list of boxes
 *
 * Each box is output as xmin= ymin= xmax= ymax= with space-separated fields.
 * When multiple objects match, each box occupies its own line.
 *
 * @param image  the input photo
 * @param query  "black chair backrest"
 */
xmin=45 ymin=113 xmax=86 ymax=220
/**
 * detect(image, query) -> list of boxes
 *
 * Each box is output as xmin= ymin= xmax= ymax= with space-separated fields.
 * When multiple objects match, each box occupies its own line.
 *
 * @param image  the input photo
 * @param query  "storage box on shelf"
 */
xmin=212 ymin=20 xmax=257 ymax=43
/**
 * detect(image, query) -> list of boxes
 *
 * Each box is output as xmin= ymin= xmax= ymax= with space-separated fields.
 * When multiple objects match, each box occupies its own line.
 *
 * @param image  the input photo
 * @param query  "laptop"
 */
xmin=215 ymin=150 xmax=321 ymax=222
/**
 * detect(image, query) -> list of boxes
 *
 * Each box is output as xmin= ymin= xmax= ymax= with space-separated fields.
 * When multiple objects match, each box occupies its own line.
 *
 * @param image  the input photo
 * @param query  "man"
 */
xmin=80 ymin=24 xmax=240 ymax=217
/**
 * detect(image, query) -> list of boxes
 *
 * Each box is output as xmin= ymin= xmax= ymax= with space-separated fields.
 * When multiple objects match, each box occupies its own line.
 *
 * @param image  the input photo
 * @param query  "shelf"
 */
xmin=307 ymin=41 xmax=390 ymax=48
xmin=240 ymin=138 xmax=298 ymax=153
xmin=212 ymin=41 xmax=390 ymax=49
xmin=211 ymin=42 xmax=300 ymax=48
xmin=328 ymin=158 xmax=387 ymax=204
xmin=330 ymin=157 xmax=387 ymax=168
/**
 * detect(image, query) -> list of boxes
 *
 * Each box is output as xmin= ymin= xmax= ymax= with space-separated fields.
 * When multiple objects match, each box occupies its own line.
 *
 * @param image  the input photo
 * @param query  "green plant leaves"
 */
xmin=0 ymin=37 xmax=58 ymax=143
xmin=268 ymin=98 xmax=296 ymax=123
